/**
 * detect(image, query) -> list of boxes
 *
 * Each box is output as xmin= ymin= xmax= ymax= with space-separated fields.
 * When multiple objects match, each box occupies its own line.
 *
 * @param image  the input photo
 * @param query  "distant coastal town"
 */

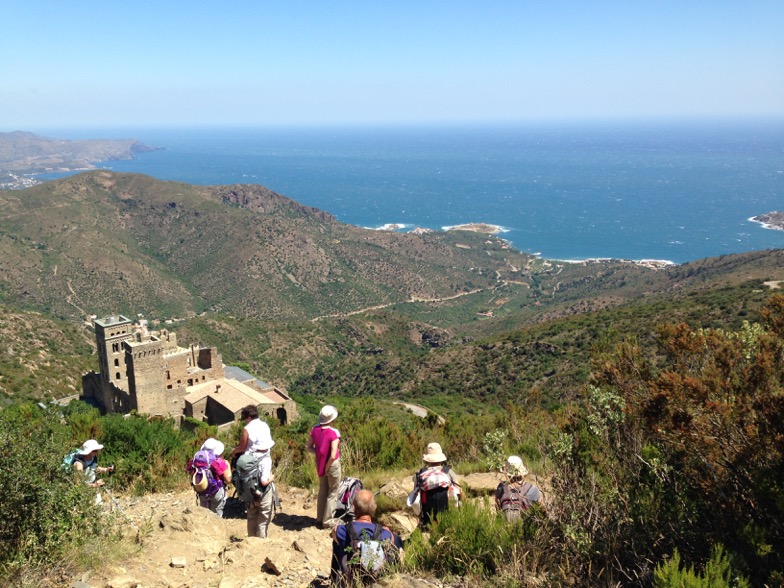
xmin=0 ymin=172 xmax=40 ymax=190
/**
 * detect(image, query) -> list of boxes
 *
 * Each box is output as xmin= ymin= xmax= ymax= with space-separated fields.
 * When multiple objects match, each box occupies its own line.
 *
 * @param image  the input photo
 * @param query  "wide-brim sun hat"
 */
xmin=423 ymin=442 xmax=447 ymax=463
xmin=505 ymin=455 xmax=528 ymax=477
xmin=201 ymin=437 xmax=225 ymax=456
xmin=78 ymin=439 xmax=104 ymax=455
xmin=318 ymin=405 xmax=338 ymax=425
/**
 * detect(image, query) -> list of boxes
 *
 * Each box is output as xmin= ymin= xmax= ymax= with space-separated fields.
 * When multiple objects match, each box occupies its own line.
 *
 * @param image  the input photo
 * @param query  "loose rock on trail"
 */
xmin=77 ymin=477 xmax=481 ymax=588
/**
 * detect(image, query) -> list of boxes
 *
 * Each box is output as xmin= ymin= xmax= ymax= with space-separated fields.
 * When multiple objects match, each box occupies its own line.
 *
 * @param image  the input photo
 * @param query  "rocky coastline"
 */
xmin=750 ymin=211 xmax=784 ymax=231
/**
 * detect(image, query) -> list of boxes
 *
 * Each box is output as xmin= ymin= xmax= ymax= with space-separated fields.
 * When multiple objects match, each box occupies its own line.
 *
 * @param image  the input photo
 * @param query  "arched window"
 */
xmin=115 ymin=372 xmax=121 ymax=380
xmin=114 ymin=358 xmax=119 ymax=367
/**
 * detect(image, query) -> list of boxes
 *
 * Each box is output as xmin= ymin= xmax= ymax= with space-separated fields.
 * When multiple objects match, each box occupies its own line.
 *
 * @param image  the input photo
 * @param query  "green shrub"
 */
xmin=405 ymin=497 xmax=542 ymax=579
xmin=654 ymin=546 xmax=750 ymax=588
xmin=99 ymin=413 xmax=195 ymax=495
xmin=0 ymin=403 xmax=107 ymax=582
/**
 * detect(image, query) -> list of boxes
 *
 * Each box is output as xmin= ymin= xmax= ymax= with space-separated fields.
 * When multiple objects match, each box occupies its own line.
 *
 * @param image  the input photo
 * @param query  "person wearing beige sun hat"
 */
xmin=306 ymin=405 xmax=342 ymax=529
xmin=411 ymin=442 xmax=461 ymax=528
xmin=494 ymin=455 xmax=542 ymax=522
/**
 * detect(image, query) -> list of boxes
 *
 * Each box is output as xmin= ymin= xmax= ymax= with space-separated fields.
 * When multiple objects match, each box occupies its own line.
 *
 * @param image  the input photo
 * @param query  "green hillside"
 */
xmin=0 ymin=171 xmax=539 ymax=321
xmin=1 ymin=172 xmax=782 ymax=587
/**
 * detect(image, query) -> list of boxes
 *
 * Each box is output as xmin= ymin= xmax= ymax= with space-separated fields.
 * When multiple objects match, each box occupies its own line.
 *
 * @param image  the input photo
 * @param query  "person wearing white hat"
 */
xmin=412 ymin=442 xmax=460 ymax=528
xmin=306 ymin=405 xmax=341 ymax=528
xmin=494 ymin=455 xmax=542 ymax=522
xmin=194 ymin=438 xmax=232 ymax=517
xmin=72 ymin=439 xmax=113 ymax=504
xmin=243 ymin=434 xmax=276 ymax=538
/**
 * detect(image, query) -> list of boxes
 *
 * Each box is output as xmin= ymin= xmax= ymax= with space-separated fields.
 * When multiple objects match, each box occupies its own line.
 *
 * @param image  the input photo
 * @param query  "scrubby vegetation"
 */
xmin=1 ymin=273 xmax=782 ymax=586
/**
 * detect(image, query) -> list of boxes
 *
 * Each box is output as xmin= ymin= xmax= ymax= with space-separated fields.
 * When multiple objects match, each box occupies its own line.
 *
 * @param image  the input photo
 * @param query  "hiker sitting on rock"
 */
xmin=413 ymin=442 xmax=460 ymax=528
xmin=330 ymin=489 xmax=402 ymax=587
xmin=72 ymin=439 xmax=113 ymax=488
xmin=494 ymin=455 xmax=542 ymax=522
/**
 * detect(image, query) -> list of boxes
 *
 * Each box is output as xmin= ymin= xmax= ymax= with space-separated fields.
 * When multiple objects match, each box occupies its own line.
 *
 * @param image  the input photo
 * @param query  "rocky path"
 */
xmin=81 ymin=486 xmax=339 ymax=588
xmin=74 ymin=473 xmax=505 ymax=588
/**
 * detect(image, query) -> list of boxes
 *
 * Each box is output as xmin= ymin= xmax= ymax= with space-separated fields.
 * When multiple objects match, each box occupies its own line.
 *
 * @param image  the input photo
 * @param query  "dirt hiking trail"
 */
xmin=73 ymin=474 xmax=507 ymax=588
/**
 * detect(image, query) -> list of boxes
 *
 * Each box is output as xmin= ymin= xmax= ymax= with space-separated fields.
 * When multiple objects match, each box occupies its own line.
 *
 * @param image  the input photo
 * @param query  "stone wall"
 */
xmin=82 ymin=371 xmax=132 ymax=414
xmin=127 ymin=338 xmax=169 ymax=415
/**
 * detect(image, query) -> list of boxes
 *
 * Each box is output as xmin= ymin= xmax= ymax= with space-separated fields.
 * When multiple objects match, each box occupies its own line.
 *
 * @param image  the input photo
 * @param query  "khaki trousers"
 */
xmin=316 ymin=459 xmax=341 ymax=526
xmin=246 ymin=488 xmax=274 ymax=538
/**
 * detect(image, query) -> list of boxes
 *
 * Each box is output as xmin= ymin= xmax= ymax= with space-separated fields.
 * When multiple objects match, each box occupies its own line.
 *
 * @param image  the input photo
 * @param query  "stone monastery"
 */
xmin=82 ymin=315 xmax=298 ymax=428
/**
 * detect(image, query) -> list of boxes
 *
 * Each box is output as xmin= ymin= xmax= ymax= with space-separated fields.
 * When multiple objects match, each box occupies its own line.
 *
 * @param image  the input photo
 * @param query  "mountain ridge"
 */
xmin=0 ymin=131 xmax=158 ymax=178
xmin=0 ymin=171 xmax=535 ymax=321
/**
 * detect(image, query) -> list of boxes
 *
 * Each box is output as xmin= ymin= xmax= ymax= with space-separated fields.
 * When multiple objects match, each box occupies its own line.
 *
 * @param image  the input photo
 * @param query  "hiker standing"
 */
xmin=494 ymin=455 xmax=542 ymax=522
xmin=195 ymin=438 xmax=232 ymax=517
xmin=307 ymin=405 xmax=341 ymax=529
xmin=232 ymin=405 xmax=277 ymax=537
xmin=232 ymin=404 xmax=273 ymax=458
xmin=413 ymin=442 xmax=460 ymax=528
xmin=330 ymin=489 xmax=402 ymax=587
xmin=72 ymin=439 xmax=113 ymax=504
xmin=243 ymin=432 xmax=276 ymax=538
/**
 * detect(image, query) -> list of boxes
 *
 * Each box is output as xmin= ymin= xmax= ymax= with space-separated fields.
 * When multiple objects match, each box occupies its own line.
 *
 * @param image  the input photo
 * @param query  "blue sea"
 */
xmin=42 ymin=120 xmax=784 ymax=264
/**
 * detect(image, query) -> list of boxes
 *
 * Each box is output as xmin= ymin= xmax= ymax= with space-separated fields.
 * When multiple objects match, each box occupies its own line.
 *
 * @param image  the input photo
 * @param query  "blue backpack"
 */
xmin=62 ymin=448 xmax=80 ymax=473
xmin=187 ymin=449 xmax=221 ymax=497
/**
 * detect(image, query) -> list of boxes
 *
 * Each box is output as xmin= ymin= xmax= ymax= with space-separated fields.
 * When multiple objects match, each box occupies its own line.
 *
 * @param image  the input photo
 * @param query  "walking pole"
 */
xmin=103 ymin=465 xmax=128 ymax=519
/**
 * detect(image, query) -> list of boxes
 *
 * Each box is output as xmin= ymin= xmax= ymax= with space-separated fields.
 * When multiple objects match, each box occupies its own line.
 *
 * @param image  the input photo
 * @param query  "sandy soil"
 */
xmin=76 ymin=477 xmax=465 ymax=588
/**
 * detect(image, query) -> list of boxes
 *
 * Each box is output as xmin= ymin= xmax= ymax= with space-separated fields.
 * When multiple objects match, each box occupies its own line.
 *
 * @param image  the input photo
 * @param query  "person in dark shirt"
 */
xmin=412 ymin=442 xmax=460 ymax=528
xmin=330 ymin=489 xmax=402 ymax=586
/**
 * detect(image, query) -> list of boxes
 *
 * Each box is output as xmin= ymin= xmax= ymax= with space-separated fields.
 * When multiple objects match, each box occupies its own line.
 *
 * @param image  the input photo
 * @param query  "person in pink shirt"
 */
xmin=196 ymin=438 xmax=232 ymax=517
xmin=307 ymin=405 xmax=341 ymax=529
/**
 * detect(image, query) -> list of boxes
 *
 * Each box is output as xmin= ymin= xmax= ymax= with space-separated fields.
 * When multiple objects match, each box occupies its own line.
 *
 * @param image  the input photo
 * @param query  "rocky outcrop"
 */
xmin=751 ymin=211 xmax=784 ymax=231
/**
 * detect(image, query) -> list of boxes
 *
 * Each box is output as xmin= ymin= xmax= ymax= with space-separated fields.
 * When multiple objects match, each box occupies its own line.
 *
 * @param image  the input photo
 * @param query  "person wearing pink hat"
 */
xmin=306 ymin=405 xmax=341 ymax=529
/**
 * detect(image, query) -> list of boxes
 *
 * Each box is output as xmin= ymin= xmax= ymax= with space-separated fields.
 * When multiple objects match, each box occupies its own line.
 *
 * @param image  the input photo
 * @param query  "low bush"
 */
xmin=405 ymin=497 xmax=549 ymax=583
xmin=0 ymin=403 xmax=108 ymax=584
xmin=654 ymin=546 xmax=750 ymax=588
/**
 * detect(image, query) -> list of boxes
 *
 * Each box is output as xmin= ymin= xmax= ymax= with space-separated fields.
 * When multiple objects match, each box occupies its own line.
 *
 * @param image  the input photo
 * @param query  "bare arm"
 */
xmin=233 ymin=429 xmax=249 ymax=457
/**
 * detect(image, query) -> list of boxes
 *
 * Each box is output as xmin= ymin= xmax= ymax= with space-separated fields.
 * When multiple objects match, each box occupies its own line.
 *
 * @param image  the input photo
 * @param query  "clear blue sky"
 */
xmin=2 ymin=1 xmax=783 ymax=129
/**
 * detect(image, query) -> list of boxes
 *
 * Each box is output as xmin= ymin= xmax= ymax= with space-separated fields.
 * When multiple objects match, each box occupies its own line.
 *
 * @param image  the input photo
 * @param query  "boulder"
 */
xmin=461 ymin=472 xmax=504 ymax=493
